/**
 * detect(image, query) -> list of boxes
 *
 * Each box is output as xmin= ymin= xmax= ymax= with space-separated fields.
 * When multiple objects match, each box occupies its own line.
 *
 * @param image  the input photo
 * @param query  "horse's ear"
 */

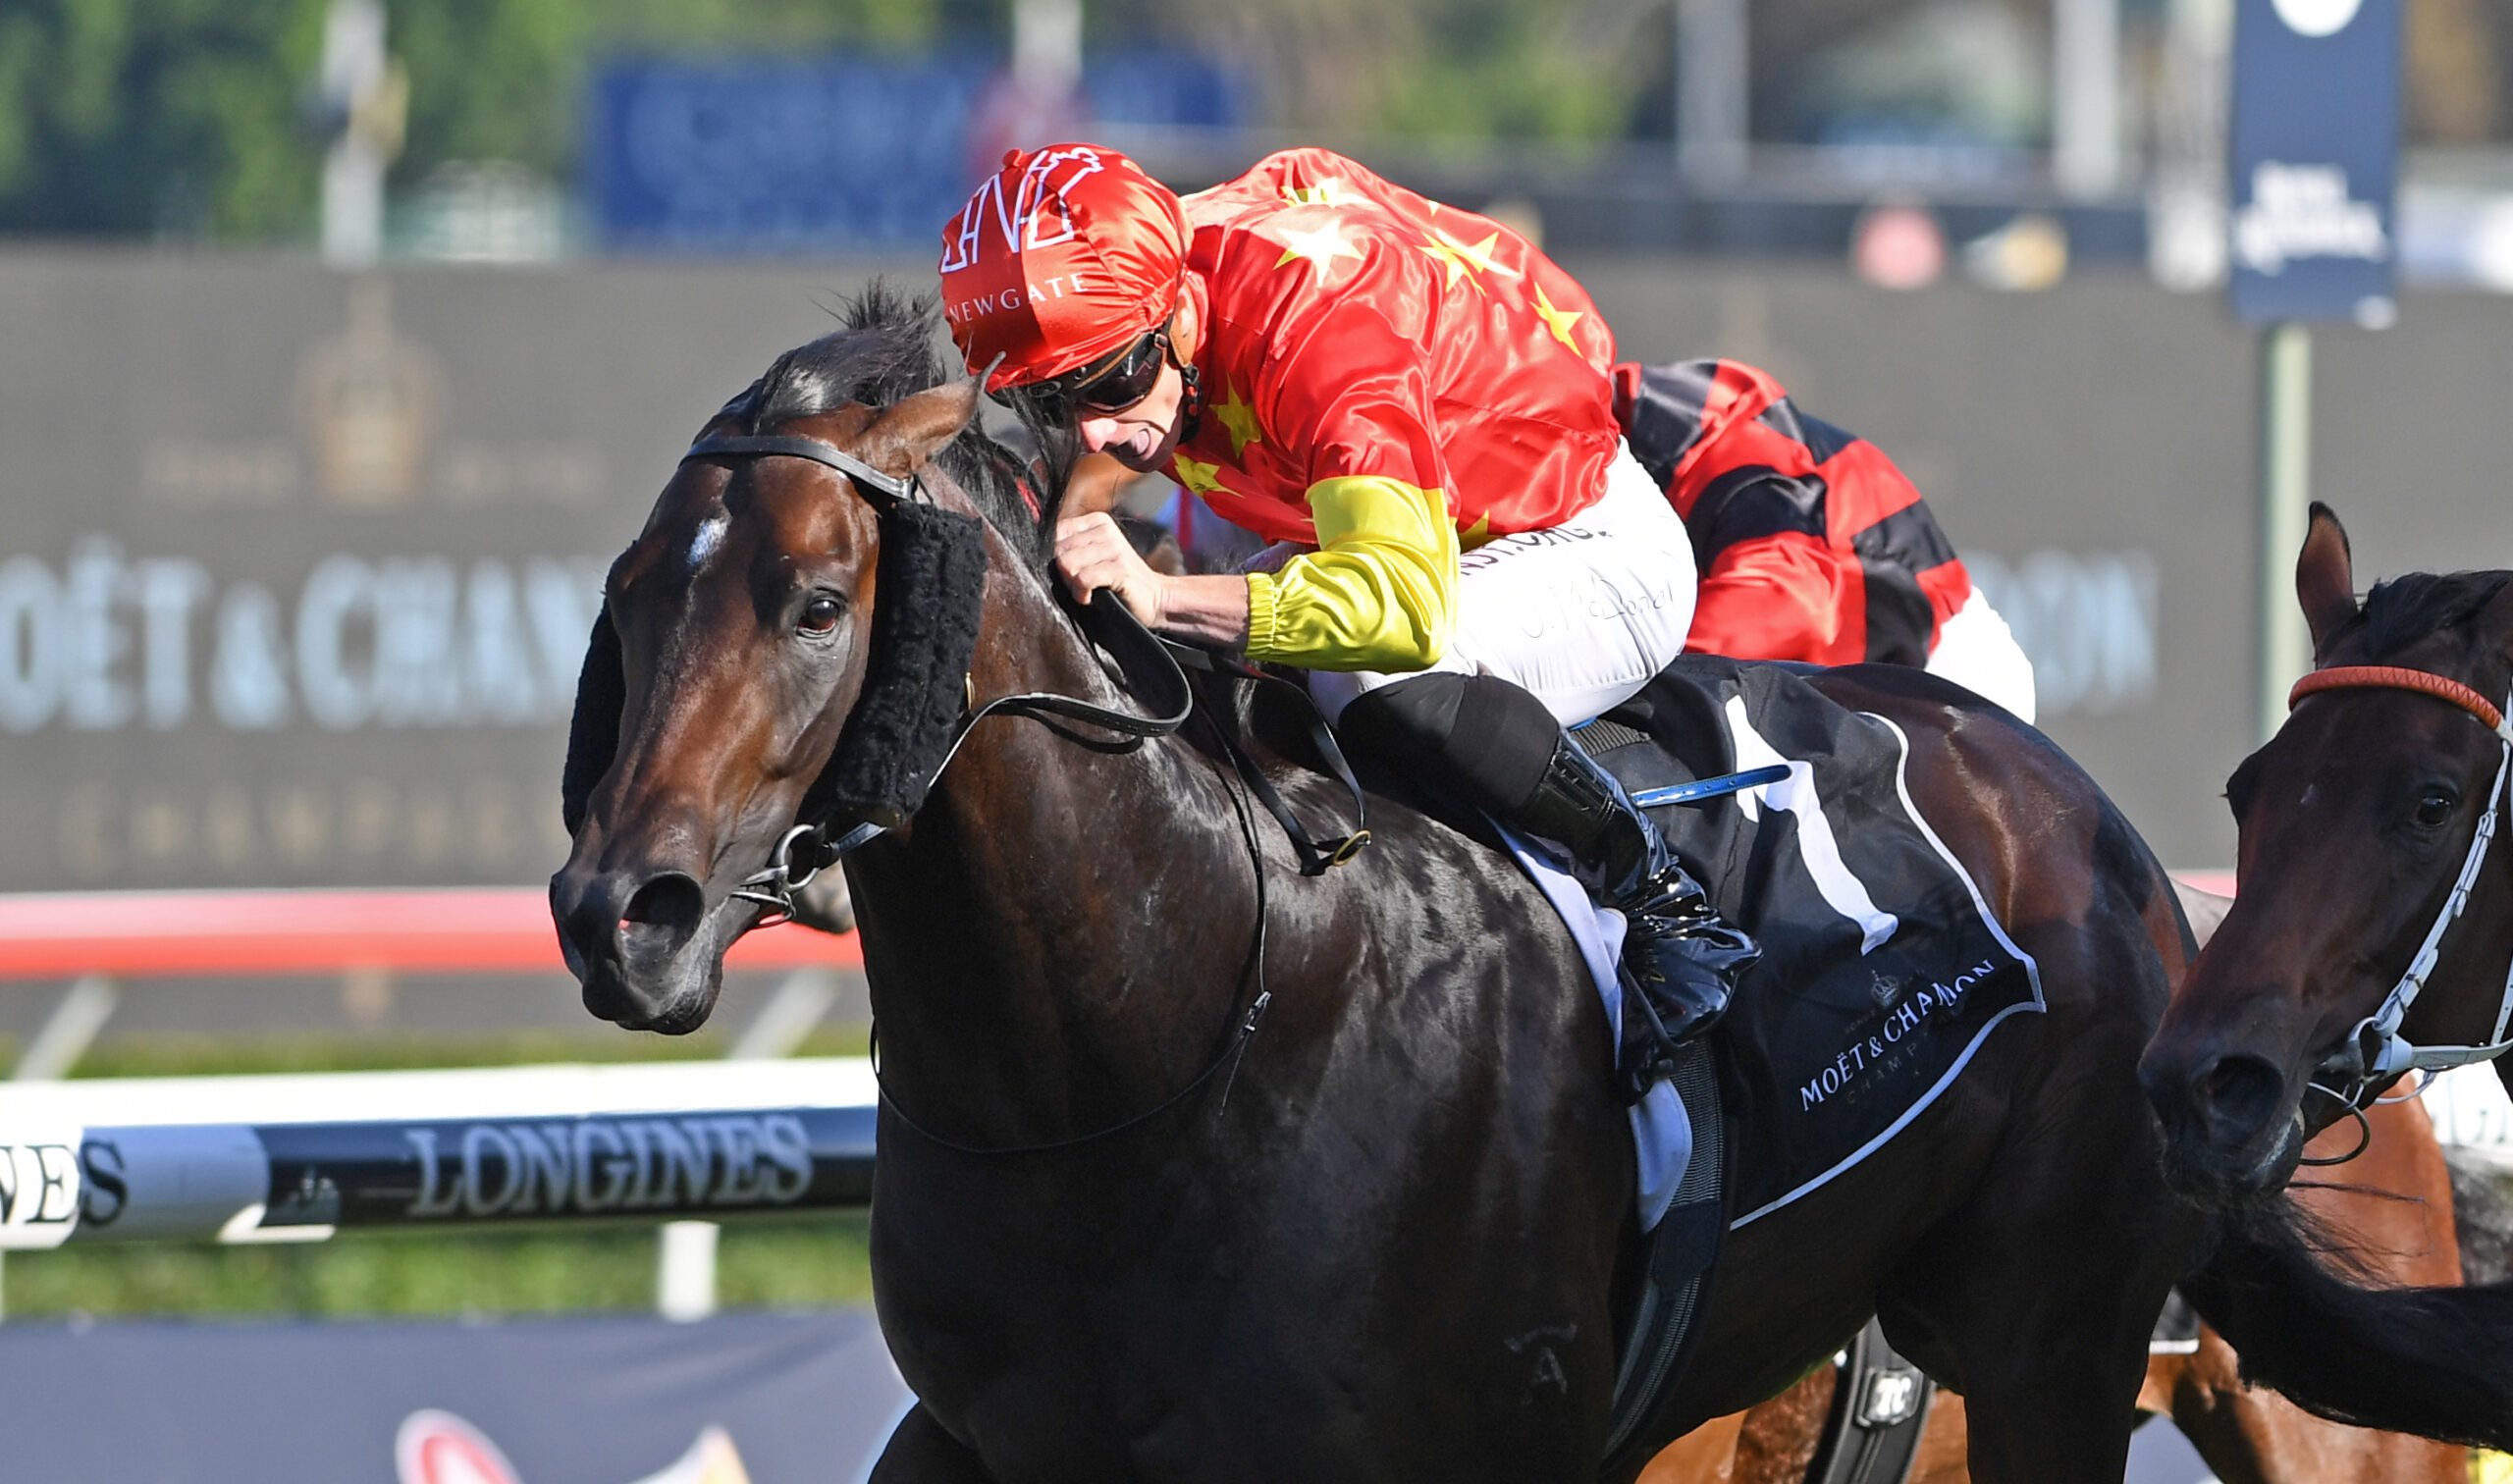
xmin=2477 ymin=577 xmax=2513 ymax=671
xmin=860 ymin=379 xmax=981 ymax=477
xmin=2296 ymin=502 xmax=2359 ymax=660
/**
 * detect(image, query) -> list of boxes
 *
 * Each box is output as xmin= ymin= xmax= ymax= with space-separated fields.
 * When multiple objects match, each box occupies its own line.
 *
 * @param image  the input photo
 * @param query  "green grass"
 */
xmin=4 ymin=1211 xmax=875 ymax=1321
xmin=3 ymin=1029 xmax=878 ymax=1321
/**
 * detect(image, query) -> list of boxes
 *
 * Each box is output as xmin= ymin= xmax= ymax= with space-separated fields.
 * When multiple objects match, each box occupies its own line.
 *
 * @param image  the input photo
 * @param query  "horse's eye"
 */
xmin=2414 ymin=789 xmax=2457 ymax=827
xmin=798 ymin=595 xmax=843 ymax=635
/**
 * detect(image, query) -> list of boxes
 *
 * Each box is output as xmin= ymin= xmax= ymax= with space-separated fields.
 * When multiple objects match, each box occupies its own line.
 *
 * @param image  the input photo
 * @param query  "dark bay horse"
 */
xmin=2144 ymin=503 xmax=2513 ymax=1435
xmin=551 ymin=301 xmax=2513 ymax=1481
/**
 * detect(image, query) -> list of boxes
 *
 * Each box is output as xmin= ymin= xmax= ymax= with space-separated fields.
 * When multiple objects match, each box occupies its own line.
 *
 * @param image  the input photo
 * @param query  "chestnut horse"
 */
xmin=551 ymin=300 xmax=2513 ymax=1481
xmin=1652 ymin=877 xmax=2470 ymax=1484
xmin=1645 ymin=1092 xmax=2469 ymax=1482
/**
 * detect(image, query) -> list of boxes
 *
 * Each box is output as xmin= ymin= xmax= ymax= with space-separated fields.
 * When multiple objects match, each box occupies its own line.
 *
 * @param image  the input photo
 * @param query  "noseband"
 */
xmin=2290 ymin=666 xmax=2513 ymax=1106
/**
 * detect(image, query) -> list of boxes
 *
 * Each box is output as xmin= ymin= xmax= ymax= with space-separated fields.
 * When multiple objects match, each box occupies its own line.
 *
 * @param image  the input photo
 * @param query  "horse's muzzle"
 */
xmin=2139 ymin=1040 xmax=2306 ymax=1204
xmin=549 ymin=864 xmax=732 ymax=1034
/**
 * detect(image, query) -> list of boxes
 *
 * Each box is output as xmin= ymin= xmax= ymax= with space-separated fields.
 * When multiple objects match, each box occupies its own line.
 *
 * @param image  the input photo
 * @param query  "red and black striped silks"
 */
xmin=1611 ymin=359 xmax=1972 ymax=667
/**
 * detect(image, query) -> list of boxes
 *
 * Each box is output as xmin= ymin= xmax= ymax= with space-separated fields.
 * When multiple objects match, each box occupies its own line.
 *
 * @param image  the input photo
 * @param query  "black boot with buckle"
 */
xmin=1507 ymin=731 xmax=1761 ymax=1098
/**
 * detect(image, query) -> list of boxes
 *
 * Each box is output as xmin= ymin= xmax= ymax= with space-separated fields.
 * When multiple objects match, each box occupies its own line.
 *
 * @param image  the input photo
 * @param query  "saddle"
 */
xmin=1601 ymin=660 xmax=2048 ymax=1458
xmin=1200 ymin=652 xmax=2045 ymax=1464
xmin=1227 ymin=655 xmax=2046 ymax=1466
xmin=1576 ymin=659 xmax=2045 ymax=1227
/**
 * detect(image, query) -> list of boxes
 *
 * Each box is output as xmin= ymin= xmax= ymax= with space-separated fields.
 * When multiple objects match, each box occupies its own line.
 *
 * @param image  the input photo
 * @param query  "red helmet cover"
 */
xmin=937 ymin=143 xmax=1186 ymax=391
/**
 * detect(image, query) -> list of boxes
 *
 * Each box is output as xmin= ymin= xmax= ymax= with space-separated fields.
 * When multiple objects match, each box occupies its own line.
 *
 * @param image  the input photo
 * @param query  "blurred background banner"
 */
xmin=587 ymin=56 xmax=994 ymax=253
xmin=584 ymin=50 xmax=1247 ymax=253
xmin=2228 ymin=0 xmax=2403 ymax=323
xmin=1 ymin=250 xmax=2507 ymax=885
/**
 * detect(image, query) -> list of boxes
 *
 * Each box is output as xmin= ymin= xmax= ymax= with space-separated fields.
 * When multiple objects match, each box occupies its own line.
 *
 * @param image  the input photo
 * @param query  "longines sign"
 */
xmin=42 ymin=1105 xmax=875 ymax=1245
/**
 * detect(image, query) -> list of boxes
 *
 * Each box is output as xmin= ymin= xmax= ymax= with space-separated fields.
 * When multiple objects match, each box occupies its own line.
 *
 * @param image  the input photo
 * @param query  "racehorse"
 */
xmin=550 ymin=295 xmax=2513 ymax=1481
xmin=2143 ymin=503 xmax=2513 ymax=1436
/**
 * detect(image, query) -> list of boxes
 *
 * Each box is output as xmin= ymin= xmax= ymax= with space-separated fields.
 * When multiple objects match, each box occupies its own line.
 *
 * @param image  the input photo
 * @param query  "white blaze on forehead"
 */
xmin=686 ymin=511 xmax=729 ymax=568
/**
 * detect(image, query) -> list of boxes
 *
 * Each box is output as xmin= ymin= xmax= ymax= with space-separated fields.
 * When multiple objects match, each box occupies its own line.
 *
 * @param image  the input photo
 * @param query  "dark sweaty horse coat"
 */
xmin=551 ymin=301 xmax=2513 ymax=1483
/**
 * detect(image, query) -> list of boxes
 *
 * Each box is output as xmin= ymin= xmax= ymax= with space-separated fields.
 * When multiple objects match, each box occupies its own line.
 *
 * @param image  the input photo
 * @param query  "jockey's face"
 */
xmin=1077 ymin=361 xmax=1188 ymax=473
xmin=1074 ymin=279 xmax=1201 ymax=475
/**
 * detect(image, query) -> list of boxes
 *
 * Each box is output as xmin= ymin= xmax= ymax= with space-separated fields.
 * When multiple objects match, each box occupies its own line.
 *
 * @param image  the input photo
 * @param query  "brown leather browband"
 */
xmin=2290 ymin=665 xmax=2507 ymax=733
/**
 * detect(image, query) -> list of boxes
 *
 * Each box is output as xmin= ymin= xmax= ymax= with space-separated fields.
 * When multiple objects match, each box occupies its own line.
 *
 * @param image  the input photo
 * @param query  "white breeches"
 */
xmin=1308 ymin=444 xmax=1699 ymax=726
xmin=1924 ymin=588 xmax=2039 ymax=724
xmin=1295 ymin=445 xmax=2036 ymax=728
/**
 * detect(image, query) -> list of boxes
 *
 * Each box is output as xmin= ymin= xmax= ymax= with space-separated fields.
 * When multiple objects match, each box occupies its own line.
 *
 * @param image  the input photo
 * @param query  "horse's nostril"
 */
xmin=619 ymin=874 xmax=706 ymax=960
xmin=2196 ymin=1053 xmax=2286 ymax=1141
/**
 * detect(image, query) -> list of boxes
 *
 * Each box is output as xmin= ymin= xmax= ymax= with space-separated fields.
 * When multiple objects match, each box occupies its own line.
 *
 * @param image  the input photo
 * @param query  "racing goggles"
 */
xmin=992 ymin=325 xmax=1172 ymax=423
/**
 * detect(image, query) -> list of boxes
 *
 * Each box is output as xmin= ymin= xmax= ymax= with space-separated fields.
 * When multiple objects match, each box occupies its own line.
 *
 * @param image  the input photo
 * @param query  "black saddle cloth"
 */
xmin=1577 ymin=656 xmax=2045 ymax=1225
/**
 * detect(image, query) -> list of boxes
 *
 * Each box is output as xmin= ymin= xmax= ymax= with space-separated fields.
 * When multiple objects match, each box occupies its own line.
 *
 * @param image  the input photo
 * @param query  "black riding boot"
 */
xmin=1334 ymin=671 xmax=1761 ymax=1095
xmin=1506 ymin=730 xmax=1761 ymax=1090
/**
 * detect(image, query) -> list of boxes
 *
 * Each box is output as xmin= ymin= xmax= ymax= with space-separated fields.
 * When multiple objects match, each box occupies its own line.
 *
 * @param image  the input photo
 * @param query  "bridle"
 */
xmin=681 ymin=430 xmax=1369 ymax=924
xmin=676 ymin=430 xmax=1198 ymax=921
xmin=2291 ymin=665 xmax=2513 ymax=1110
xmin=673 ymin=425 xmax=1368 ymax=1155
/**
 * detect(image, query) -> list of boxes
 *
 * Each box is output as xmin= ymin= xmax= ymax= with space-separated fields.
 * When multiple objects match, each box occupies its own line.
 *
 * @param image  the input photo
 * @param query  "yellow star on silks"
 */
xmin=1418 ymin=227 xmax=1519 ymax=293
xmin=1211 ymin=382 xmax=1262 ymax=457
xmin=1532 ymin=282 xmax=1584 ymax=349
xmin=1273 ymin=216 xmax=1366 ymax=273
xmin=1171 ymin=452 xmax=1231 ymax=498
xmin=1279 ymin=179 xmax=1351 ymax=207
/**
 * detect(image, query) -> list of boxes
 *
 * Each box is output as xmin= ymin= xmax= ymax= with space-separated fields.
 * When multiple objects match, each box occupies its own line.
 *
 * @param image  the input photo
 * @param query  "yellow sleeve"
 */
xmin=1243 ymin=475 xmax=1459 ymax=671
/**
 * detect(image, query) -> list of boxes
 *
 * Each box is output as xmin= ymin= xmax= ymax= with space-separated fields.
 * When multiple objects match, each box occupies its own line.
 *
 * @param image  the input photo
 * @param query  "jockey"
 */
xmin=1613 ymin=359 xmax=2038 ymax=721
xmin=938 ymin=142 xmax=1757 ymax=1086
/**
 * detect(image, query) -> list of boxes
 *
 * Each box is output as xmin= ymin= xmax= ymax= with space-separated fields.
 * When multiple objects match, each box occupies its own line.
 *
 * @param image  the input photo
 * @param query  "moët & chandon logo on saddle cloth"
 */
xmin=1586 ymin=659 xmax=2046 ymax=1228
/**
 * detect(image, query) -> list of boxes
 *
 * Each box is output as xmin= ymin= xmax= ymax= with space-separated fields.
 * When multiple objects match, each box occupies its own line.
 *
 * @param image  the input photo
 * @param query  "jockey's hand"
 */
xmin=1053 ymin=511 xmax=1254 ymax=649
xmin=1054 ymin=511 xmax=1169 ymax=626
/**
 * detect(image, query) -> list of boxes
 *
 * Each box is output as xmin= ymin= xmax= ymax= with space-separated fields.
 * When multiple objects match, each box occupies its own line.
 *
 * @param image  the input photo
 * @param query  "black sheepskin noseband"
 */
xmin=802 ymin=499 xmax=989 ymax=829
xmin=561 ymin=605 xmax=623 ymax=838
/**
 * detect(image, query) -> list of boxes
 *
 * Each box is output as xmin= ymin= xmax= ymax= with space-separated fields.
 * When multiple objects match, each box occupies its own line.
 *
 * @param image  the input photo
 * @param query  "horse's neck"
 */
xmin=850 ymin=539 xmax=1258 ymax=1145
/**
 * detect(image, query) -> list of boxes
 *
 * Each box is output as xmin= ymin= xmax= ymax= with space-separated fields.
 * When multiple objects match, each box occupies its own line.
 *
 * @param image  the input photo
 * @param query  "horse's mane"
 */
xmin=716 ymin=281 xmax=1054 ymax=565
xmin=2351 ymin=570 xmax=2513 ymax=662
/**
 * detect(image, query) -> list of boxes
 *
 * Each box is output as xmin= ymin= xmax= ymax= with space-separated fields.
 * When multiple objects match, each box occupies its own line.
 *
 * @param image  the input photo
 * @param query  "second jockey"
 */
xmin=938 ymin=143 xmax=1758 ymax=1088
